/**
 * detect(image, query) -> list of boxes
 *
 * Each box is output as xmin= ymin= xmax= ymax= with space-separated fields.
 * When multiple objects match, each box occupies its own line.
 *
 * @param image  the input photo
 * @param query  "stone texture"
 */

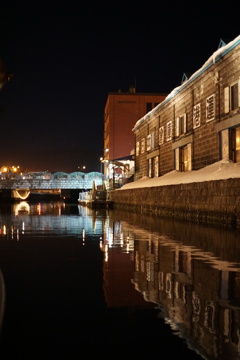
xmin=109 ymin=178 xmax=240 ymax=228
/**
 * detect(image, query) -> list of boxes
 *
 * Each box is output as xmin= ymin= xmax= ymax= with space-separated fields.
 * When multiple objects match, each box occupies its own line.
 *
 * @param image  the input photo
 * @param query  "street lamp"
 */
xmin=78 ymin=165 xmax=86 ymax=172
xmin=100 ymin=157 xmax=103 ymax=173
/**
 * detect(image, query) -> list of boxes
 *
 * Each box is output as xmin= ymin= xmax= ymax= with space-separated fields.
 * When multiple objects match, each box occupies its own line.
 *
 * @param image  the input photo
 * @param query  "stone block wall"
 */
xmin=109 ymin=178 xmax=240 ymax=228
xmin=134 ymin=39 xmax=240 ymax=180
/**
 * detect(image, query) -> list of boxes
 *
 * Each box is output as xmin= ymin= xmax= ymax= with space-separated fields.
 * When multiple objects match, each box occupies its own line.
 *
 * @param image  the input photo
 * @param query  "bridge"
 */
xmin=0 ymin=171 xmax=107 ymax=201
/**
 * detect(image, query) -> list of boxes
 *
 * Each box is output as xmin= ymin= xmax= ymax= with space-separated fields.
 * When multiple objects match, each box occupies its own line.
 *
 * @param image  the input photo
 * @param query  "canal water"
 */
xmin=0 ymin=201 xmax=239 ymax=359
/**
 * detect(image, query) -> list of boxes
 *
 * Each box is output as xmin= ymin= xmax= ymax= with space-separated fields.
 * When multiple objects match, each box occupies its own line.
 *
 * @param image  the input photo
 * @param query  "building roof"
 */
xmin=133 ymin=34 xmax=240 ymax=131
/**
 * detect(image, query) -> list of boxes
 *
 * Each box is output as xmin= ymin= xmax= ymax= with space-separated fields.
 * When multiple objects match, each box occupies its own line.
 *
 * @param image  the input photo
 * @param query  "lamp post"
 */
xmin=100 ymin=157 xmax=103 ymax=173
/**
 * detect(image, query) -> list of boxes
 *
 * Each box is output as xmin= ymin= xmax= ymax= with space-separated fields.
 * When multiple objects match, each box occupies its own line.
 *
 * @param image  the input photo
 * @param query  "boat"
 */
xmin=78 ymin=181 xmax=113 ymax=209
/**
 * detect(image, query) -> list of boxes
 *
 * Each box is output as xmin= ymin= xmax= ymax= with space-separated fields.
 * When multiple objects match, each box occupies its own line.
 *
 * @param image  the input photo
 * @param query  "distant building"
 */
xmin=133 ymin=35 xmax=240 ymax=180
xmin=103 ymin=87 xmax=168 ymax=187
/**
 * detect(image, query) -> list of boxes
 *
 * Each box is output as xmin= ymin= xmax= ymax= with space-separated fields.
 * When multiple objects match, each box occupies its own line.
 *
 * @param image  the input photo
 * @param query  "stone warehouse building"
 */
xmin=133 ymin=35 xmax=240 ymax=180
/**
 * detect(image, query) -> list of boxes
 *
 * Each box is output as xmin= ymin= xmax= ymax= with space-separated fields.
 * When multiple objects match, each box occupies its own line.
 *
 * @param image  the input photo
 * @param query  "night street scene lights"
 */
xmin=78 ymin=165 xmax=86 ymax=172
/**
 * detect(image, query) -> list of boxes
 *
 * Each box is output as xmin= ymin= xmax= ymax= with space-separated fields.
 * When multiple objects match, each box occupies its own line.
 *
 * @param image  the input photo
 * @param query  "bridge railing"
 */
xmin=0 ymin=171 xmax=107 ymax=190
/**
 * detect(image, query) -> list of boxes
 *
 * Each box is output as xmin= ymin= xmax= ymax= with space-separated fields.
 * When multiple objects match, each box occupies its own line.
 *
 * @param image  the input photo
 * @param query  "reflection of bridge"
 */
xmin=0 ymin=171 xmax=107 ymax=200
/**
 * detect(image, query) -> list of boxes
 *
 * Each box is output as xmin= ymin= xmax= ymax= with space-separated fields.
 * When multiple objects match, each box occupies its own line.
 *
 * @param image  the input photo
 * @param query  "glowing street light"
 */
xmin=100 ymin=157 xmax=103 ymax=173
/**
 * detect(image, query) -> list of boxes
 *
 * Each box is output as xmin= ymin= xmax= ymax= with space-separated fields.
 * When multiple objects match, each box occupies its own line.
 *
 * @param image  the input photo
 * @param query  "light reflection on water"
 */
xmin=0 ymin=201 xmax=106 ymax=239
xmin=0 ymin=201 xmax=240 ymax=359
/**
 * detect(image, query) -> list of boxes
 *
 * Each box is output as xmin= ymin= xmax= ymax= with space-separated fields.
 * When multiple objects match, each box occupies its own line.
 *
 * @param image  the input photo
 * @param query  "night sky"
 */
xmin=0 ymin=2 xmax=239 ymax=173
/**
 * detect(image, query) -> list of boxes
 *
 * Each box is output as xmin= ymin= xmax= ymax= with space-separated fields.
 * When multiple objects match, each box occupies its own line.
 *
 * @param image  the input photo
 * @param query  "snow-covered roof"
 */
xmin=133 ymin=34 xmax=240 ymax=131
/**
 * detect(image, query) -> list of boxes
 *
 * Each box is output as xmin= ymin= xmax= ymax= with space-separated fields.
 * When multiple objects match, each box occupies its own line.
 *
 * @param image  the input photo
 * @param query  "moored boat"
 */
xmin=78 ymin=181 xmax=112 ymax=209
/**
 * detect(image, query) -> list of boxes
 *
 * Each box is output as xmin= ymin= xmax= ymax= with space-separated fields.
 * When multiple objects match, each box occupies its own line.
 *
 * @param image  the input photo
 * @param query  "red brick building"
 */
xmin=103 ymin=87 xmax=167 ymax=186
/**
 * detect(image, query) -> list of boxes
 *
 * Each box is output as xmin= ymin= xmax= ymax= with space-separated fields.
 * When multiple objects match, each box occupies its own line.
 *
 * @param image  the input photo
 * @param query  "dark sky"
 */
xmin=0 ymin=2 xmax=239 ymax=173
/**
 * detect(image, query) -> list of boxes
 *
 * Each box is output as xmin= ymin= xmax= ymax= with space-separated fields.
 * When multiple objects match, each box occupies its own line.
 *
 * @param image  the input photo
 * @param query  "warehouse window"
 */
xmin=230 ymin=126 xmax=240 ymax=163
xmin=175 ymin=143 xmax=192 ymax=171
xmin=224 ymin=81 xmax=240 ymax=113
xmin=146 ymin=102 xmax=152 ymax=112
xmin=175 ymin=114 xmax=187 ymax=137
xmin=147 ymin=133 xmax=155 ymax=151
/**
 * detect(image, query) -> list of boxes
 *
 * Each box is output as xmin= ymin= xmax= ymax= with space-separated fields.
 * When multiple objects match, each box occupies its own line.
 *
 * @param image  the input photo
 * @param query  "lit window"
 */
xmin=175 ymin=143 xmax=192 ymax=171
xmin=175 ymin=114 xmax=187 ymax=137
xmin=224 ymin=81 xmax=240 ymax=113
xmin=147 ymin=133 xmax=155 ymax=151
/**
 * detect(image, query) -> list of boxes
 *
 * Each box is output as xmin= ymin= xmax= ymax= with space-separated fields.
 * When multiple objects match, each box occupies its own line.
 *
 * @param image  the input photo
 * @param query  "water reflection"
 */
xmin=0 ymin=202 xmax=240 ymax=359
xmin=101 ymin=210 xmax=240 ymax=360
xmin=0 ymin=201 xmax=107 ymax=240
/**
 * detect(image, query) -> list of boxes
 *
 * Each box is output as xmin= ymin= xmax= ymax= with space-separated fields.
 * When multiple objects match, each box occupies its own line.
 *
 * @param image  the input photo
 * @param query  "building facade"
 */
xmin=133 ymin=35 xmax=240 ymax=180
xmin=103 ymin=87 xmax=167 ymax=186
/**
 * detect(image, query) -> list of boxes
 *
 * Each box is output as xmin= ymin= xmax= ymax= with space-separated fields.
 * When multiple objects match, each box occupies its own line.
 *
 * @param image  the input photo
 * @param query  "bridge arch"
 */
xmin=12 ymin=189 xmax=31 ymax=200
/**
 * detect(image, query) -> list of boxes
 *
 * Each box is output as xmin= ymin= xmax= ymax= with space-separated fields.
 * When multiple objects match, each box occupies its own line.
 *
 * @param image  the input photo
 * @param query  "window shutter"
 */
xmin=148 ymin=158 xmax=152 ymax=177
xmin=141 ymin=138 xmax=145 ymax=154
xmin=147 ymin=134 xmax=151 ymax=151
xmin=151 ymin=133 xmax=155 ymax=149
xmin=154 ymin=156 xmax=159 ymax=177
xmin=175 ymin=117 xmax=179 ymax=137
xmin=224 ymin=87 xmax=230 ymax=113
xmin=187 ymin=143 xmax=192 ymax=171
xmin=221 ymin=129 xmax=229 ymax=160
xmin=175 ymin=148 xmax=179 ymax=170
xmin=183 ymin=114 xmax=187 ymax=133
xmin=136 ymin=141 xmax=140 ymax=156
xmin=238 ymin=79 xmax=240 ymax=108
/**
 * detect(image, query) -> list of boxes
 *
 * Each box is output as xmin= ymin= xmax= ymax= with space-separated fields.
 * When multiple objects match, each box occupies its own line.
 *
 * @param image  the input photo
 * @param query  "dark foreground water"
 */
xmin=0 ymin=201 xmax=239 ymax=359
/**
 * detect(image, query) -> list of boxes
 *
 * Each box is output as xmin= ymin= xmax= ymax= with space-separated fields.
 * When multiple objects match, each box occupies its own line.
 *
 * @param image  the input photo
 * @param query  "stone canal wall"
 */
xmin=108 ymin=178 xmax=240 ymax=228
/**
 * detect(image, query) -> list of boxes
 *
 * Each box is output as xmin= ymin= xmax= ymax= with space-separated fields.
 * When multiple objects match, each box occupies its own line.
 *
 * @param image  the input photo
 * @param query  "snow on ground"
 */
xmin=121 ymin=160 xmax=240 ymax=189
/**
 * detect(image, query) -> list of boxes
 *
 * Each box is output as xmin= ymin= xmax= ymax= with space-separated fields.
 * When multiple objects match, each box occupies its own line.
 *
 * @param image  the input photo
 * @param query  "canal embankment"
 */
xmin=108 ymin=161 xmax=240 ymax=228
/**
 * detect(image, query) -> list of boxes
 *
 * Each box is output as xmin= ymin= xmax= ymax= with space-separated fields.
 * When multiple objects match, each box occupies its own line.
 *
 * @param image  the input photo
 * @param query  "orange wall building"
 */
xmin=103 ymin=88 xmax=167 ymax=183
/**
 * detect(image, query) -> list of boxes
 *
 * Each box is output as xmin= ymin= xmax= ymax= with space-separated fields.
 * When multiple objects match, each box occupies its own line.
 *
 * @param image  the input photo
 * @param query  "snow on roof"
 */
xmin=120 ymin=160 xmax=240 ymax=189
xmin=133 ymin=34 xmax=240 ymax=131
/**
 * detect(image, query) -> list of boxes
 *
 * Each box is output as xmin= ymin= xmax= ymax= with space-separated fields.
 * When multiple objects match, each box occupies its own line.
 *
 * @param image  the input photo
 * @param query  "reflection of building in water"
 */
xmin=132 ymin=234 xmax=240 ymax=360
xmin=100 ymin=218 xmax=153 ymax=309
